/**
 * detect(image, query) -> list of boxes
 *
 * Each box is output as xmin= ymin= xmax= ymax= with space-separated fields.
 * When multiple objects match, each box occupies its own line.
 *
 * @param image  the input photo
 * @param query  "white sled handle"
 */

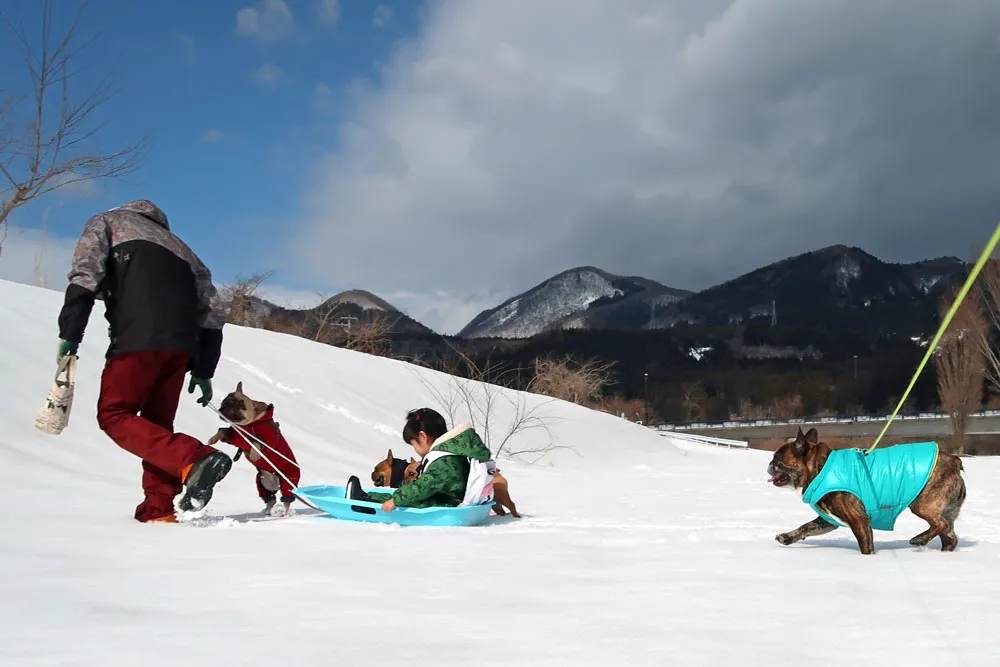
xmin=55 ymin=354 xmax=77 ymax=387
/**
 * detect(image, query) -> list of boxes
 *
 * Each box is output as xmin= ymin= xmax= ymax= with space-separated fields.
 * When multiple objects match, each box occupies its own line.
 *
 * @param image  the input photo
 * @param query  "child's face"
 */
xmin=409 ymin=431 xmax=433 ymax=458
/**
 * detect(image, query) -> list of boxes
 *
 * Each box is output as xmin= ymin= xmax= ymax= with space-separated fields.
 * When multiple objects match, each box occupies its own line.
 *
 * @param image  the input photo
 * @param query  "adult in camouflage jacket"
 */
xmin=56 ymin=200 xmax=232 ymax=522
xmin=366 ymin=424 xmax=493 ymax=509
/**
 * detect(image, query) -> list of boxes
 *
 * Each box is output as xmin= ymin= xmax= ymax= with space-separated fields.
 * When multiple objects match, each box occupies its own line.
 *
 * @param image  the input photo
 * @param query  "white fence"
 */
xmin=655 ymin=409 xmax=1000 ymax=433
xmin=657 ymin=429 xmax=749 ymax=449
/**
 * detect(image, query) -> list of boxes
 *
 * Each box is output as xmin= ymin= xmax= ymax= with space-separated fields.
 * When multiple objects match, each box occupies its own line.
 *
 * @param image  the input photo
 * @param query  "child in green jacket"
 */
xmin=345 ymin=408 xmax=493 ymax=511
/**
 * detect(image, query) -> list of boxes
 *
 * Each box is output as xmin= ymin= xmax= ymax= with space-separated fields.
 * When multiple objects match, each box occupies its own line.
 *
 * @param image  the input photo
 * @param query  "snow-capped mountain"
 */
xmin=458 ymin=267 xmax=692 ymax=339
xmin=661 ymin=245 xmax=966 ymax=333
xmin=246 ymin=288 xmax=435 ymax=336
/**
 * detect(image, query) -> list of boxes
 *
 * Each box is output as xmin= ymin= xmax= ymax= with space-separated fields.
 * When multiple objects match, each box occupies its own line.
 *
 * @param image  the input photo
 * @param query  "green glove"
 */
xmin=57 ymin=339 xmax=78 ymax=364
xmin=187 ymin=376 xmax=212 ymax=407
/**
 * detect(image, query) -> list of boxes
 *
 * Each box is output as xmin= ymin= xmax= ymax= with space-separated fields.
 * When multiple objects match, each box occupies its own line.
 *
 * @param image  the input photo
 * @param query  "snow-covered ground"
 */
xmin=2 ymin=279 xmax=999 ymax=666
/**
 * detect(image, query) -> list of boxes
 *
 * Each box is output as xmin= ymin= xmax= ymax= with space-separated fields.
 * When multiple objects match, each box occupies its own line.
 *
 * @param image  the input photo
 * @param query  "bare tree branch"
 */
xmin=936 ymin=289 xmax=987 ymax=454
xmin=408 ymin=343 xmax=567 ymax=463
xmin=219 ymin=270 xmax=274 ymax=327
xmin=528 ymin=354 xmax=616 ymax=406
xmin=975 ymin=258 xmax=1000 ymax=394
xmin=0 ymin=0 xmax=148 ymax=250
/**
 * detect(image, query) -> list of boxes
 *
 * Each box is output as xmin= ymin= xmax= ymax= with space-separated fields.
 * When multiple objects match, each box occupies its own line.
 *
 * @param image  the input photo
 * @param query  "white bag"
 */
xmin=421 ymin=450 xmax=497 ymax=507
xmin=34 ymin=355 xmax=77 ymax=435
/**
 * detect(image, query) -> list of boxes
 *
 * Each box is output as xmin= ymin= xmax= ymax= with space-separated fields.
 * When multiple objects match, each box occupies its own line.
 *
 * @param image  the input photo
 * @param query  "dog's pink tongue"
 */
xmin=768 ymin=477 xmax=780 ymax=484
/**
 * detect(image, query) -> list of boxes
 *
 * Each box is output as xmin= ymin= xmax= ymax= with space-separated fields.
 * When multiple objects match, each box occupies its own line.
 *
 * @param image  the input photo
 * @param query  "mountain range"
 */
xmin=248 ymin=245 xmax=968 ymax=340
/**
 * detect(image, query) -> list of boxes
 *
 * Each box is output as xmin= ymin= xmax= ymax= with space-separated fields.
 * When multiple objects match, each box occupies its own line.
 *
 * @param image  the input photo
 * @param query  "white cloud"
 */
xmin=253 ymin=62 xmax=284 ymax=87
xmin=237 ymin=0 xmax=295 ymax=44
xmin=285 ymin=0 xmax=1000 ymax=324
xmin=381 ymin=289 xmax=503 ymax=335
xmin=255 ymin=285 xmax=325 ymax=310
xmin=48 ymin=172 xmax=99 ymax=201
xmin=0 ymin=226 xmax=76 ymax=292
xmin=200 ymin=129 xmax=224 ymax=143
xmin=373 ymin=5 xmax=393 ymax=28
xmin=318 ymin=0 xmax=340 ymax=27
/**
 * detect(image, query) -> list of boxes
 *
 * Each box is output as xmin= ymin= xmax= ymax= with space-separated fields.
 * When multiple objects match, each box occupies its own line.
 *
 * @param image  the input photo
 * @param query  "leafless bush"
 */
xmin=219 ymin=270 xmax=274 ymax=327
xmin=681 ymin=382 xmax=708 ymax=421
xmin=528 ymin=354 xmax=615 ymax=406
xmin=597 ymin=395 xmax=647 ymax=422
xmin=975 ymin=258 xmax=1000 ymax=394
xmin=769 ymin=394 xmax=804 ymax=420
xmin=735 ymin=396 xmax=769 ymax=420
xmin=345 ymin=311 xmax=397 ymax=357
xmin=936 ymin=291 xmax=987 ymax=454
xmin=309 ymin=293 xmax=343 ymax=343
xmin=0 ymin=0 xmax=146 ymax=252
xmin=411 ymin=348 xmax=566 ymax=462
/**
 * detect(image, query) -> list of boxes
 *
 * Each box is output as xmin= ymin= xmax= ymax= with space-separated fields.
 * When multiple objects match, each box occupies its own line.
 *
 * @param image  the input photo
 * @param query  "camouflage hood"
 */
xmin=115 ymin=200 xmax=169 ymax=230
xmin=428 ymin=424 xmax=492 ymax=461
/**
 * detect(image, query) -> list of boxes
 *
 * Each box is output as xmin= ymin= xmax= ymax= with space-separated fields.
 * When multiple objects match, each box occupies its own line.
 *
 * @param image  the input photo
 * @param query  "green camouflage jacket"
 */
xmin=391 ymin=425 xmax=492 ymax=509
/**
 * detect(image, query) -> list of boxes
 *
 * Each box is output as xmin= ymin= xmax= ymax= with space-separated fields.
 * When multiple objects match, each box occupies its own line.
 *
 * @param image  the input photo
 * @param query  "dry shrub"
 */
xmin=598 ymin=395 xmax=647 ymax=422
xmin=936 ymin=290 xmax=987 ymax=454
xmin=769 ymin=394 xmax=804 ymax=420
xmin=345 ymin=311 xmax=397 ymax=356
xmin=682 ymin=382 xmax=708 ymax=420
xmin=219 ymin=270 xmax=274 ymax=327
xmin=976 ymin=258 xmax=1000 ymax=394
xmin=529 ymin=355 xmax=615 ymax=406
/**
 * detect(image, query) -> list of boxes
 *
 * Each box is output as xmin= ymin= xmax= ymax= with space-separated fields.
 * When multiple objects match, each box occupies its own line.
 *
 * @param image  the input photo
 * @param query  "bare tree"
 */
xmin=345 ymin=310 xmax=397 ymax=356
xmin=936 ymin=291 xmax=987 ymax=454
xmin=681 ymin=382 xmax=707 ymax=421
xmin=310 ymin=292 xmax=342 ymax=343
xmin=768 ymin=393 xmax=804 ymax=420
xmin=528 ymin=354 xmax=615 ymax=406
xmin=0 ymin=0 xmax=146 ymax=251
xmin=219 ymin=270 xmax=274 ymax=327
xmin=410 ymin=346 xmax=566 ymax=462
xmin=975 ymin=258 xmax=1000 ymax=394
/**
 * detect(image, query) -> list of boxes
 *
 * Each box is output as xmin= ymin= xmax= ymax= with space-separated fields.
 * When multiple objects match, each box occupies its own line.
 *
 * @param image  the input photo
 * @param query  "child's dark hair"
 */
xmin=402 ymin=407 xmax=448 ymax=443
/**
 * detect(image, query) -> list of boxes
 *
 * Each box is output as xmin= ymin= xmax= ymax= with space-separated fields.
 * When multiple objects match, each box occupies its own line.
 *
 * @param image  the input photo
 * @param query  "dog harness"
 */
xmin=801 ymin=441 xmax=939 ymax=531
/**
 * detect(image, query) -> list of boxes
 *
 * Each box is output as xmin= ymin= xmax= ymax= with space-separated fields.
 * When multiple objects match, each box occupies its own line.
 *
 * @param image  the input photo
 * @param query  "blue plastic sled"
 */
xmin=293 ymin=485 xmax=495 ymax=527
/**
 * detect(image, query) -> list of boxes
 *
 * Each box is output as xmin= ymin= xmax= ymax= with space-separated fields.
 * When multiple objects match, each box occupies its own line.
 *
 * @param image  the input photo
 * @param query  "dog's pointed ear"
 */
xmin=796 ymin=426 xmax=805 ymax=439
xmin=386 ymin=449 xmax=393 ymax=462
xmin=804 ymin=428 xmax=819 ymax=444
xmin=236 ymin=381 xmax=243 ymax=394
xmin=410 ymin=457 xmax=417 ymax=464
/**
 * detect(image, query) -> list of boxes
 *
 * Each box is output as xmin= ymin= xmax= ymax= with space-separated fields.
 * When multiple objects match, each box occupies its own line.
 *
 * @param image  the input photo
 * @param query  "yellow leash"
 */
xmin=865 ymin=221 xmax=1000 ymax=454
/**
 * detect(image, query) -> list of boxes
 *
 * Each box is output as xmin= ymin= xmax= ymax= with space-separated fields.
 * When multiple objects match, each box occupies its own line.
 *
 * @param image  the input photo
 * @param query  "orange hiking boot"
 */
xmin=148 ymin=514 xmax=179 ymax=523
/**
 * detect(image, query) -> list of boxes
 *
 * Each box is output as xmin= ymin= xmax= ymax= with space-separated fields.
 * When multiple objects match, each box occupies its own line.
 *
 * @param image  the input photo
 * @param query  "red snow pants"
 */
xmin=96 ymin=350 xmax=216 ymax=522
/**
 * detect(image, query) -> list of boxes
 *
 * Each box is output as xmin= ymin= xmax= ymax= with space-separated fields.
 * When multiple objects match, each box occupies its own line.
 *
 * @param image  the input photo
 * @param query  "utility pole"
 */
xmin=853 ymin=355 xmax=858 ymax=380
xmin=771 ymin=299 xmax=777 ymax=327
xmin=644 ymin=372 xmax=649 ymax=426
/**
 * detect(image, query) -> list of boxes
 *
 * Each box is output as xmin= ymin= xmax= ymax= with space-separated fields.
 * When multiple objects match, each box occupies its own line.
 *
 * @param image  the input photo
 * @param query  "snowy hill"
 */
xmin=459 ymin=266 xmax=690 ymax=339
xmin=3 ymin=278 xmax=1000 ymax=666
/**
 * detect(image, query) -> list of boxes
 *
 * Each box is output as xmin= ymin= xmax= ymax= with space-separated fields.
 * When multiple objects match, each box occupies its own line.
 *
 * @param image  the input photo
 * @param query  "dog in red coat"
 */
xmin=209 ymin=382 xmax=301 ymax=516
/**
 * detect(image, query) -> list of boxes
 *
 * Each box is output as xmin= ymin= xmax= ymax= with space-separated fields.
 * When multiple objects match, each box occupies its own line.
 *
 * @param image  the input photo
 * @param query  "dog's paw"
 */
xmin=775 ymin=532 xmax=795 ymax=546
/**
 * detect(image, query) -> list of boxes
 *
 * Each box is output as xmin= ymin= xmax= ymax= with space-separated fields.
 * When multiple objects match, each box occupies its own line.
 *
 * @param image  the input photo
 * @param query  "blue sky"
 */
xmin=0 ymin=0 xmax=422 ymax=313
xmin=3 ymin=1 xmax=1000 ymax=334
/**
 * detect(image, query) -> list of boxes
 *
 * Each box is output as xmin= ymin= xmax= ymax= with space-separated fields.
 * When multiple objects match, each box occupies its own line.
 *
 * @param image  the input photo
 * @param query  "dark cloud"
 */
xmin=286 ymin=0 xmax=1000 ymax=331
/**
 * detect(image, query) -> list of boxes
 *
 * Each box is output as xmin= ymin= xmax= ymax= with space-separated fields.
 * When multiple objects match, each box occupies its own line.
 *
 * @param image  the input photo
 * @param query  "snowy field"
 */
xmin=2 ymin=279 xmax=999 ymax=666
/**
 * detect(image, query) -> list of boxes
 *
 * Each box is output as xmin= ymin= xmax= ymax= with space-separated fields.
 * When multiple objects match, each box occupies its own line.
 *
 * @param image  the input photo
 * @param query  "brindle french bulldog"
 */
xmin=371 ymin=449 xmax=414 ymax=488
xmin=768 ymin=427 xmax=966 ymax=554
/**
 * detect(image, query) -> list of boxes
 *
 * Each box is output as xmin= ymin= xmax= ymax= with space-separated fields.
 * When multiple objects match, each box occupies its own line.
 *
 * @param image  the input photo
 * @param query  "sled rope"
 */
xmin=206 ymin=403 xmax=310 ymax=504
xmin=866 ymin=220 xmax=1000 ymax=454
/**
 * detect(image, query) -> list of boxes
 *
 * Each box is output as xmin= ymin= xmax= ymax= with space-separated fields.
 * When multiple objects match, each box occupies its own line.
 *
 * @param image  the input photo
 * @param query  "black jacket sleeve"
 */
xmin=190 ymin=327 xmax=224 ymax=379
